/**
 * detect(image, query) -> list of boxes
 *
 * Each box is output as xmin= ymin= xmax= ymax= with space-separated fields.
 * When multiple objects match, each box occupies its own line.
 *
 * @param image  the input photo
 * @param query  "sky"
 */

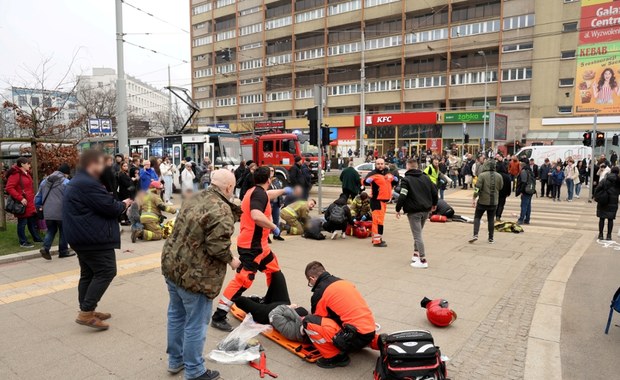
xmin=0 ymin=0 xmax=191 ymax=92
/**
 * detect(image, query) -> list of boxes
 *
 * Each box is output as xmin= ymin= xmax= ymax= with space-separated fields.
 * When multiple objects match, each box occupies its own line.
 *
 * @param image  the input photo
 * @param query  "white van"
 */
xmin=515 ymin=145 xmax=592 ymax=165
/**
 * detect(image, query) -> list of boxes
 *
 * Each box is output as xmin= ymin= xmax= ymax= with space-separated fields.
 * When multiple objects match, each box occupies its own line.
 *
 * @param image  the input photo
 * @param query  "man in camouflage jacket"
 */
xmin=161 ymin=170 xmax=241 ymax=380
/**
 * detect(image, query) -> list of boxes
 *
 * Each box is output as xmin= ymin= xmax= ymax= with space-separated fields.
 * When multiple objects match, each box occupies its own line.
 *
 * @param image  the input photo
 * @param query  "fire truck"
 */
xmin=240 ymin=133 xmax=320 ymax=185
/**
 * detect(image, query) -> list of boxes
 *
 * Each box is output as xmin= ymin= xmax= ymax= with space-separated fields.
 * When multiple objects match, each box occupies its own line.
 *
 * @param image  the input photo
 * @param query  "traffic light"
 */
xmin=321 ymin=125 xmax=331 ymax=147
xmin=596 ymin=132 xmax=605 ymax=147
xmin=613 ymin=134 xmax=619 ymax=146
xmin=582 ymin=131 xmax=592 ymax=147
xmin=307 ymin=106 xmax=318 ymax=146
xmin=464 ymin=134 xmax=470 ymax=144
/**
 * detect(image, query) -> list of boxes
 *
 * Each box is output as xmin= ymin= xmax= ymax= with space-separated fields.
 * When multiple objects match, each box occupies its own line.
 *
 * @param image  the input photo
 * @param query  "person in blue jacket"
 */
xmin=550 ymin=164 xmax=565 ymax=202
xmin=139 ymin=159 xmax=159 ymax=191
xmin=63 ymin=150 xmax=132 ymax=330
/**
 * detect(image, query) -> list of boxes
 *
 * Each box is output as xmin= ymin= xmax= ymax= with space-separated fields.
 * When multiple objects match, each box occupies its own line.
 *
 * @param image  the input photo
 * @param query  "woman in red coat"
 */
xmin=5 ymin=157 xmax=42 ymax=248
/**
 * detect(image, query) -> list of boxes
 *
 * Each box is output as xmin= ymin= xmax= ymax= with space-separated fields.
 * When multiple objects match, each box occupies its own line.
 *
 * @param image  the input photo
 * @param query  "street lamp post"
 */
xmin=478 ymin=51 xmax=488 ymax=155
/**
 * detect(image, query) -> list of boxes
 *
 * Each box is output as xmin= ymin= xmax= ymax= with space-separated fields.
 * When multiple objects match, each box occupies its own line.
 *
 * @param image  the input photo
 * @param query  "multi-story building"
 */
xmin=190 ymin=0 xmax=607 ymax=156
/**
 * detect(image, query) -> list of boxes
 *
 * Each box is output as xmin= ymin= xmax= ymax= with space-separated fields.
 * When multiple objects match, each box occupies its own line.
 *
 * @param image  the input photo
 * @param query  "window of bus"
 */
xmin=215 ymin=136 xmax=242 ymax=166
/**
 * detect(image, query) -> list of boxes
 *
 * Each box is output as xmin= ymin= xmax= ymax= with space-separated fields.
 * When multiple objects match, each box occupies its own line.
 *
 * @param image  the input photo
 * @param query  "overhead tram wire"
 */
xmin=123 ymin=39 xmax=189 ymax=64
xmin=121 ymin=0 xmax=189 ymax=34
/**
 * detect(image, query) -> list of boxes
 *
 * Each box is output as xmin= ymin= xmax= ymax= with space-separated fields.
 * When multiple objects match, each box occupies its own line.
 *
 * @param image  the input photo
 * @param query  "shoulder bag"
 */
xmin=4 ymin=172 xmax=26 ymax=215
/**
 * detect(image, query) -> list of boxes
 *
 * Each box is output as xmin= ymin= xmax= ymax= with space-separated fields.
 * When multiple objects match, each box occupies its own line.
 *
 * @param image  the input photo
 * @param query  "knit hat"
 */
xmin=58 ymin=163 xmax=71 ymax=175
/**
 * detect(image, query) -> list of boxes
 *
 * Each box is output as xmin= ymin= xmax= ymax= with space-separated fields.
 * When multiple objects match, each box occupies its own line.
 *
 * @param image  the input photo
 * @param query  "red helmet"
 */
xmin=421 ymin=297 xmax=457 ymax=327
xmin=149 ymin=181 xmax=163 ymax=189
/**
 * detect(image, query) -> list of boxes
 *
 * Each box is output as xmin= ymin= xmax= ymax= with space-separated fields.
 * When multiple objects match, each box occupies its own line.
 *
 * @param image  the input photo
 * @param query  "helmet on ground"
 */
xmin=149 ymin=181 xmax=163 ymax=189
xmin=421 ymin=297 xmax=457 ymax=327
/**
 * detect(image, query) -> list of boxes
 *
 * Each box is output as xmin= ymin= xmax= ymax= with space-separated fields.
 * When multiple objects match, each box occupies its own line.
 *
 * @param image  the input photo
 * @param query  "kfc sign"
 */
xmin=355 ymin=112 xmax=437 ymax=126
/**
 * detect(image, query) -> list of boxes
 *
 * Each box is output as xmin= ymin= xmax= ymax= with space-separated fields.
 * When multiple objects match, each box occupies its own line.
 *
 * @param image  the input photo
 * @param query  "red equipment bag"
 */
xmin=430 ymin=215 xmax=447 ymax=223
xmin=346 ymin=221 xmax=372 ymax=238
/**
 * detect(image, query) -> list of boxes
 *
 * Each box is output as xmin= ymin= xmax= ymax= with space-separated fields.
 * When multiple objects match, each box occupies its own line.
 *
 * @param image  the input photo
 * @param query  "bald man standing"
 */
xmin=161 ymin=169 xmax=241 ymax=380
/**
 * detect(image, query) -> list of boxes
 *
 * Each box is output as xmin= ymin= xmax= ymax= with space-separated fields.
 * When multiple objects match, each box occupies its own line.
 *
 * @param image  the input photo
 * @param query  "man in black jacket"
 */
xmin=63 ymin=150 xmax=132 ymax=330
xmin=395 ymin=159 xmax=438 ymax=269
xmin=288 ymin=156 xmax=303 ymax=188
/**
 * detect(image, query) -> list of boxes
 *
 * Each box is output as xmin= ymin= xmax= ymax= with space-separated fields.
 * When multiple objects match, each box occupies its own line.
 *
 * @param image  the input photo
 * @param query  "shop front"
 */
xmin=353 ymin=112 xmax=439 ymax=157
xmin=441 ymin=111 xmax=489 ymax=155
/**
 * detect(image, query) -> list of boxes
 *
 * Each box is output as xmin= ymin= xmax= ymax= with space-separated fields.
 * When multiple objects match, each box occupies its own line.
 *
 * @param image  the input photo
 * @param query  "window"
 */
xmin=263 ymin=140 xmax=274 ymax=152
xmin=328 ymin=0 xmax=361 ymax=16
xmin=267 ymin=91 xmax=292 ymax=102
xmin=561 ymin=50 xmax=576 ymax=59
xmin=450 ymin=71 xmax=498 ymax=85
xmin=216 ymin=30 xmax=236 ymax=41
xmin=406 ymin=28 xmax=448 ymax=44
xmin=501 ymin=67 xmax=532 ymax=81
xmin=404 ymin=75 xmax=446 ymax=89
xmin=195 ymin=86 xmax=210 ymax=93
xmin=240 ymin=112 xmax=263 ymax=119
xmin=197 ymin=99 xmax=213 ymax=109
xmin=365 ymin=0 xmax=398 ymax=7
xmin=239 ymin=59 xmax=262 ymax=71
xmin=451 ymin=19 xmax=500 ymax=38
xmin=563 ymin=22 xmax=578 ymax=32
xmin=216 ymin=63 xmax=236 ymax=74
xmin=296 ymin=48 xmax=324 ymax=61
xmin=282 ymin=139 xmax=297 ymax=154
xmin=367 ymin=79 xmax=401 ymax=93
xmin=265 ymin=16 xmax=292 ymax=30
xmin=216 ymin=97 xmax=236 ymax=107
xmin=192 ymin=36 xmax=213 ymax=47
xmin=503 ymin=14 xmax=535 ymax=30
xmin=194 ymin=54 xmax=208 ymax=61
xmin=266 ymin=53 xmax=292 ymax=66
xmin=295 ymin=88 xmax=314 ymax=99
xmin=241 ymin=42 xmax=261 ymax=51
xmin=384 ymin=104 xmax=400 ymax=111
xmin=559 ymin=78 xmax=575 ymax=87
xmin=558 ymin=106 xmax=573 ymax=114
xmin=240 ymin=77 xmax=263 ymax=85
xmin=329 ymin=83 xmax=361 ymax=96
xmin=240 ymin=94 xmax=263 ymax=104
xmin=192 ymin=3 xmax=212 ymax=15
xmin=328 ymin=42 xmax=361 ymax=56
xmin=240 ymin=6 xmax=261 ymax=16
xmin=365 ymin=35 xmax=402 ymax=50
xmin=500 ymin=95 xmax=530 ymax=103
xmin=472 ymin=99 xmax=497 ymax=108
xmin=407 ymin=102 xmax=435 ymax=110
xmin=240 ymin=23 xmax=262 ymax=36
xmin=216 ymin=0 xmax=235 ymax=8
xmin=193 ymin=22 xmax=208 ymax=31
xmin=502 ymin=41 xmax=533 ymax=53
xmin=295 ymin=8 xmax=324 ymax=23
xmin=194 ymin=68 xmax=213 ymax=78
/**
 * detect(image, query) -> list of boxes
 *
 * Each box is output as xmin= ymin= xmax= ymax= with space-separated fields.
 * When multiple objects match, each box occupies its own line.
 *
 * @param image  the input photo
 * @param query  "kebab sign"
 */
xmin=574 ymin=0 xmax=620 ymax=114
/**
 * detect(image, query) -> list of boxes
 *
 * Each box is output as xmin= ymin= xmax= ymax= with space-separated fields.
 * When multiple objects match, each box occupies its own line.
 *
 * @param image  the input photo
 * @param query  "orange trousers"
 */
xmin=216 ymin=249 xmax=280 ymax=314
xmin=371 ymin=201 xmax=387 ymax=244
xmin=303 ymin=315 xmax=342 ymax=359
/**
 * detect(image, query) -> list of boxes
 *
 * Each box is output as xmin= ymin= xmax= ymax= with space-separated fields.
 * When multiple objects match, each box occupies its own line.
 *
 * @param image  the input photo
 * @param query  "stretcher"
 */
xmin=230 ymin=305 xmax=323 ymax=363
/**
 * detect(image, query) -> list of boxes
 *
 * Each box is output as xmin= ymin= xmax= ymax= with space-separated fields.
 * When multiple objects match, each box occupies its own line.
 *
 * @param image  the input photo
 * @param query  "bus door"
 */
xmin=142 ymin=146 xmax=150 ymax=159
xmin=206 ymin=142 xmax=215 ymax=166
xmin=172 ymin=144 xmax=182 ymax=167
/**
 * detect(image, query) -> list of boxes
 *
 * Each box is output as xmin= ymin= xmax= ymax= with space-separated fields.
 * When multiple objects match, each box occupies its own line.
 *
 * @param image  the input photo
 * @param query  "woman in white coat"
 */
xmin=159 ymin=157 xmax=176 ymax=204
xmin=181 ymin=162 xmax=195 ymax=195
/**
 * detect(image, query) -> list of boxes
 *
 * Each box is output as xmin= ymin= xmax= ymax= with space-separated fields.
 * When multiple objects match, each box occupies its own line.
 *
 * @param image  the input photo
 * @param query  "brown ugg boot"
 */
xmin=75 ymin=311 xmax=109 ymax=330
xmin=93 ymin=311 xmax=112 ymax=320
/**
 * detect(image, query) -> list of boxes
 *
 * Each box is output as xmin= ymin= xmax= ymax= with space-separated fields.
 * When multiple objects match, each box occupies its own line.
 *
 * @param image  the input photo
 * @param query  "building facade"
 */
xmin=190 ymin=0 xmax=601 ymax=156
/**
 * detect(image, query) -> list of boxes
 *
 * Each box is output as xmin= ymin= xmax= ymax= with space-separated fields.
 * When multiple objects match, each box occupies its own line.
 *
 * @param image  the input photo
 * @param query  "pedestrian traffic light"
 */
xmin=596 ymin=132 xmax=605 ymax=147
xmin=464 ymin=134 xmax=470 ymax=144
xmin=613 ymin=134 xmax=619 ymax=146
xmin=307 ymin=106 xmax=318 ymax=146
xmin=321 ymin=125 xmax=331 ymax=147
xmin=583 ymin=131 xmax=592 ymax=147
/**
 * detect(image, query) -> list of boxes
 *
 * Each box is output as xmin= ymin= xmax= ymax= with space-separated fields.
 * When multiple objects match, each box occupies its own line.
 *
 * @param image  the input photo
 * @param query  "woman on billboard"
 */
xmin=593 ymin=68 xmax=620 ymax=105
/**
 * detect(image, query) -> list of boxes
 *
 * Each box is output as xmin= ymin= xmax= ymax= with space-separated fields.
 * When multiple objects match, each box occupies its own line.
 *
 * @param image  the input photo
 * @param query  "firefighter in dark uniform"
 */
xmin=211 ymin=166 xmax=292 ymax=331
xmin=364 ymin=158 xmax=398 ymax=247
xmin=303 ymin=261 xmax=378 ymax=369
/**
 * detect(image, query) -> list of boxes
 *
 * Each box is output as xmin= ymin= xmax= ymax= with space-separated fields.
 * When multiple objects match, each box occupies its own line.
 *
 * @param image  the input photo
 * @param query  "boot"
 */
xmin=93 ymin=311 xmax=112 ymax=320
xmin=598 ymin=232 xmax=604 ymax=240
xmin=606 ymin=234 xmax=612 ymax=241
xmin=75 ymin=311 xmax=109 ymax=330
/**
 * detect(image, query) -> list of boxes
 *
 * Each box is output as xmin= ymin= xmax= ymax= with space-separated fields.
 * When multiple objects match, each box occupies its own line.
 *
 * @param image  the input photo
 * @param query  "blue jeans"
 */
xmin=519 ymin=193 xmax=532 ymax=223
xmin=43 ymin=220 xmax=68 ymax=253
xmin=166 ymin=278 xmax=213 ymax=380
xmin=566 ymin=179 xmax=574 ymax=200
xmin=271 ymin=203 xmax=281 ymax=235
xmin=575 ymin=182 xmax=582 ymax=196
xmin=17 ymin=216 xmax=40 ymax=245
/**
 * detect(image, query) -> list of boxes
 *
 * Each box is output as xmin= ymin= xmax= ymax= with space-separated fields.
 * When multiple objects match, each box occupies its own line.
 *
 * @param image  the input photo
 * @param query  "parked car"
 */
xmin=355 ymin=163 xmax=406 ymax=178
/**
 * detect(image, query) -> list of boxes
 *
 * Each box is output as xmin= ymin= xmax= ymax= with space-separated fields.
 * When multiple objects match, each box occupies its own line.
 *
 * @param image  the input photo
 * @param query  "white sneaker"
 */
xmin=576 ymin=195 xmax=580 ymax=199
xmin=411 ymin=254 xmax=428 ymax=269
xmin=331 ymin=231 xmax=338 ymax=240
xmin=411 ymin=251 xmax=420 ymax=262
xmin=341 ymin=232 xmax=346 ymax=239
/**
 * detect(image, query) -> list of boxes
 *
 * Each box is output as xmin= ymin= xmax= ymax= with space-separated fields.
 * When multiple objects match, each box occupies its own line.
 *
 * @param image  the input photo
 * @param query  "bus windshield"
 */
xmin=215 ymin=136 xmax=242 ymax=166
xmin=299 ymin=141 xmax=319 ymax=156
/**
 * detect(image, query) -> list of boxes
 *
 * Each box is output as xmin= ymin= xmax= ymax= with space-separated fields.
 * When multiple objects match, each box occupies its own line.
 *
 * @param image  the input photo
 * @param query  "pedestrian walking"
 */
xmin=395 ymin=159 xmax=438 ymax=268
xmin=63 ymin=150 xmax=132 ymax=330
xmin=161 ymin=170 xmax=240 ymax=380
xmin=594 ymin=167 xmax=620 ymax=241
xmin=160 ymin=157 xmax=176 ymax=204
xmin=550 ymin=164 xmax=565 ymax=201
xmin=340 ymin=160 xmax=361 ymax=200
xmin=470 ymin=160 xmax=503 ymax=244
xmin=5 ymin=157 xmax=42 ymax=248
xmin=516 ymin=162 xmax=535 ymax=225
xmin=35 ymin=163 xmax=74 ymax=260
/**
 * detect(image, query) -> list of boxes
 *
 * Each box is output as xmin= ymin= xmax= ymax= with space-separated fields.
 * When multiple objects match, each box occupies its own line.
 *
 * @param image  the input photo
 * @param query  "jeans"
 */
xmin=473 ymin=204 xmax=496 ymax=240
xmin=77 ymin=249 xmax=117 ymax=312
xmin=166 ymin=278 xmax=212 ymax=380
xmin=449 ymin=175 xmax=458 ymax=188
xmin=17 ymin=216 xmax=40 ymax=245
xmin=163 ymin=175 xmax=173 ymax=202
xmin=519 ymin=193 xmax=532 ymax=224
xmin=271 ymin=203 xmax=281 ymax=236
xmin=552 ymin=183 xmax=562 ymax=200
xmin=566 ymin=179 xmax=574 ymax=200
xmin=43 ymin=220 xmax=68 ymax=254
xmin=407 ymin=212 xmax=429 ymax=257
xmin=575 ymin=182 xmax=582 ymax=197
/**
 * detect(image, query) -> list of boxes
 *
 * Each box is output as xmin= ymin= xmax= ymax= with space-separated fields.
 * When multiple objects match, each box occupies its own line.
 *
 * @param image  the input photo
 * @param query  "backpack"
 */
xmin=328 ymin=204 xmax=346 ymax=224
xmin=374 ymin=330 xmax=448 ymax=380
xmin=302 ymin=218 xmax=325 ymax=240
xmin=524 ymin=171 xmax=537 ymax=195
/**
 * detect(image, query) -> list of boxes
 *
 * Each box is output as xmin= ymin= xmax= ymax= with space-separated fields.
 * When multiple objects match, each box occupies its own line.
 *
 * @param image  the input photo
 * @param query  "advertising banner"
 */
xmin=488 ymin=113 xmax=508 ymax=141
xmin=574 ymin=0 xmax=620 ymax=114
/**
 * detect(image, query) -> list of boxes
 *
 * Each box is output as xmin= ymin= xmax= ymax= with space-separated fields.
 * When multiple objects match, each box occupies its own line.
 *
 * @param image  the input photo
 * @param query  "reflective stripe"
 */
xmin=282 ymin=208 xmax=297 ymax=217
xmin=310 ymin=338 xmax=327 ymax=344
xmin=304 ymin=329 xmax=319 ymax=336
xmin=399 ymin=188 xmax=408 ymax=196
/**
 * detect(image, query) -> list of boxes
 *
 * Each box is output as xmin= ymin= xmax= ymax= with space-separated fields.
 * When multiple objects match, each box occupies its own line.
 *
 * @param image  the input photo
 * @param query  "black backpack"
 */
xmin=374 ymin=330 xmax=448 ymax=380
xmin=328 ymin=204 xmax=346 ymax=224
xmin=524 ymin=171 xmax=537 ymax=195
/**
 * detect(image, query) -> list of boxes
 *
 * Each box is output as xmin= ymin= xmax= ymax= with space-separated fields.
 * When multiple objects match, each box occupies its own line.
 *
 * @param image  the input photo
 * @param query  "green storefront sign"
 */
xmin=443 ymin=112 xmax=490 ymax=123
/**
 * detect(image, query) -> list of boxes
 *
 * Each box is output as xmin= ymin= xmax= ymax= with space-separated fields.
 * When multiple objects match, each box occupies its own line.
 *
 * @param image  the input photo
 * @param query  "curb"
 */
xmin=523 ymin=231 xmax=592 ymax=379
xmin=0 ymin=249 xmax=45 ymax=264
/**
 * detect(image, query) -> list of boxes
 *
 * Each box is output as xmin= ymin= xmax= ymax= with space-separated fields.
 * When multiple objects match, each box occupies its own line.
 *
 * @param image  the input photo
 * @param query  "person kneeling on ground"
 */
xmin=431 ymin=199 xmax=455 ymax=219
xmin=303 ymin=261 xmax=378 ymax=369
xmin=323 ymin=194 xmax=354 ymax=240
xmin=280 ymin=199 xmax=316 ymax=235
xmin=132 ymin=181 xmax=176 ymax=242
xmin=349 ymin=192 xmax=372 ymax=221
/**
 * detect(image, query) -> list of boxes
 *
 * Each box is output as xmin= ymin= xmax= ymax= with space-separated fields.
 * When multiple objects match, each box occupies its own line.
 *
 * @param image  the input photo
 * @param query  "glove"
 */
xmin=283 ymin=187 xmax=293 ymax=195
xmin=361 ymin=215 xmax=367 ymax=221
xmin=273 ymin=226 xmax=281 ymax=236
xmin=365 ymin=177 xmax=374 ymax=184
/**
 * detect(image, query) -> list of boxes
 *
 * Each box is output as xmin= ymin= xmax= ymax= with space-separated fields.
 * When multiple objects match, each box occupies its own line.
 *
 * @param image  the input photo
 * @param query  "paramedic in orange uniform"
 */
xmin=303 ymin=261 xmax=377 ymax=369
xmin=364 ymin=158 xmax=397 ymax=247
xmin=211 ymin=166 xmax=292 ymax=331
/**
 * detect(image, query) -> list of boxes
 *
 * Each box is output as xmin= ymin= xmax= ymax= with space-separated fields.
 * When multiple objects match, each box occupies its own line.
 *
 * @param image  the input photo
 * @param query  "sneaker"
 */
xmin=568 ymin=199 xmax=573 ymax=202
xmin=488 ymin=238 xmax=495 ymax=244
xmin=39 ymin=248 xmax=52 ymax=260
xmin=316 ymin=353 xmax=351 ymax=369
xmin=273 ymin=235 xmax=285 ymax=241
xmin=373 ymin=241 xmax=388 ymax=248
xmin=20 ymin=243 xmax=34 ymax=248
xmin=410 ymin=254 xmax=428 ymax=269
xmin=75 ymin=311 xmax=109 ymax=330
xmin=211 ymin=318 xmax=234 ymax=332
xmin=189 ymin=369 xmax=220 ymax=380
xmin=552 ymin=198 xmax=556 ymax=202
xmin=576 ymin=195 xmax=580 ymax=199
xmin=468 ymin=235 xmax=478 ymax=244
xmin=167 ymin=364 xmax=185 ymax=375
xmin=331 ymin=231 xmax=338 ymax=240
xmin=411 ymin=251 xmax=420 ymax=262
xmin=58 ymin=251 xmax=76 ymax=258
xmin=341 ymin=232 xmax=346 ymax=239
